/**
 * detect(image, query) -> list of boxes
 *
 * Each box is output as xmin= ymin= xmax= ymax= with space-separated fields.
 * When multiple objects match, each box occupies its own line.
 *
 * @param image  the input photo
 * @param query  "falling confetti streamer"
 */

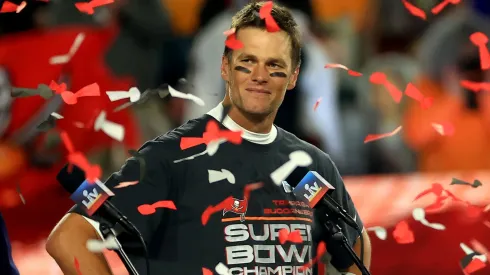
xmin=86 ymin=235 xmax=120 ymax=252
xmin=106 ymin=87 xmax=141 ymax=103
xmin=431 ymin=0 xmax=461 ymax=15
xmin=313 ymin=97 xmax=322 ymax=111
xmin=402 ymin=0 xmax=427 ymax=20
xmin=208 ymin=169 xmax=235 ymax=184
xmin=168 ymin=85 xmax=205 ymax=106
xmin=180 ymin=120 xmax=242 ymax=150
xmin=215 ymin=262 xmax=231 ymax=275
xmin=469 ymin=32 xmax=490 ymax=70
xmin=431 ymin=122 xmax=455 ymax=136
xmin=75 ymin=0 xmax=114 ymax=15
xmin=369 ymin=72 xmax=403 ymax=103
xmin=49 ymin=81 xmax=100 ymax=105
xmin=202 ymin=267 xmax=213 ymax=275
xmin=459 ymin=243 xmax=487 ymax=275
xmin=367 ymin=226 xmax=387 ymax=240
xmin=364 ymin=125 xmax=402 ymax=143
xmin=223 ymin=28 xmax=236 ymax=36
xmin=114 ymin=181 xmax=139 ymax=189
xmin=404 ymin=83 xmax=433 ymax=109
xmin=269 ymin=151 xmax=312 ymax=186
xmin=278 ymin=229 xmax=303 ymax=244
xmin=0 ymin=1 xmax=26 ymax=13
xmin=93 ymin=111 xmax=125 ymax=142
xmin=450 ymin=178 xmax=482 ymax=188
xmin=259 ymin=1 xmax=281 ymax=32
xmin=74 ymin=257 xmax=82 ymax=275
xmin=393 ymin=220 xmax=414 ymax=244
xmin=300 ymin=241 xmax=326 ymax=273
xmin=460 ymin=80 xmax=490 ymax=92
xmin=137 ymin=200 xmax=177 ymax=215
xmin=225 ymin=33 xmax=243 ymax=50
xmin=61 ymin=131 xmax=101 ymax=182
xmin=49 ymin=33 xmax=85 ymax=65
xmin=324 ymin=63 xmax=362 ymax=76
xmin=15 ymin=182 xmax=25 ymax=205
xmin=201 ymin=196 xmax=234 ymax=225
xmin=412 ymin=208 xmax=446 ymax=230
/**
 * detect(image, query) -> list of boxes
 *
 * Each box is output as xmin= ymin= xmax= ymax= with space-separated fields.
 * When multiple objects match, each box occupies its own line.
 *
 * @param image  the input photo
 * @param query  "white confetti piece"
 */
xmin=73 ymin=121 xmax=85 ymax=128
xmin=483 ymin=203 xmax=490 ymax=212
xmin=215 ymin=262 xmax=231 ymax=275
xmin=270 ymin=150 xmax=312 ymax=185
xmin=50 ymin=112 xmax=64 ymax=119
xmin=86 ymin=235 xmax=120 ymax=252
xmin=94 ymin=111 xmax=125 ymax=141
xmin=49 ymin=33 xmax=85 ymax=65
xmin=173 ymin=140 xmax=228 ymax=163
xmin=412 ymin=207 xmax=445 ymax=230
xmin=206 ymin=138 xmax=225 ymax=156
xmin=367 ymin=226 xmax=387 ymax=240
xmin=168 ymin=85 xmax=205 ymax=106
xmin=208 ymin=169 xmax=235 ymax=184
xmin=106 ymin=87 xmax=141 ymax=103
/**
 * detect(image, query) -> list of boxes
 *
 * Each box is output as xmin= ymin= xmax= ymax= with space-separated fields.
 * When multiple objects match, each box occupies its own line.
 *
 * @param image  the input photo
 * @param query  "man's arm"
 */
xmin=343 ymin=229 xmax=372 ymax=274
xmin=46 ymin=140 xmax=171 ymax=274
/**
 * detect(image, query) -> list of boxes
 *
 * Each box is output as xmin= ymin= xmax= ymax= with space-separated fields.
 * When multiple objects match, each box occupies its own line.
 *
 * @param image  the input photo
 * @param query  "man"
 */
xmin=0 ymin=213 xmax=18 ymax=275
xmin=46 ymin=2 xmax=371 ymax=274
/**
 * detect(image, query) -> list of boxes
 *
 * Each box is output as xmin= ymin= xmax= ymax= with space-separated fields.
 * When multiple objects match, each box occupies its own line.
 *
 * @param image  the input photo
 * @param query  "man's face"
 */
xmin=221 ymin=27 xmax=299 ymax=117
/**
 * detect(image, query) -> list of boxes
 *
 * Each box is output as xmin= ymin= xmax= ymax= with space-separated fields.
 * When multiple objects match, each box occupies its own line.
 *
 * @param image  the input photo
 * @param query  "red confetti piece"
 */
xmin=470 ymin=32 xmax=490 ymax=70
xmin=0 ymin=1 xmax=26 ymax=13
xmin=259 ymin=1 xmax=281 ymax=32
xmin=74 ymin=257 xmax=82 ymax=275
xmin=223 ymin=28 xmax=236 ymax=36
xmin=225 ymin=33 xmax=243 ymax=50
xmin=114 ymin=181 xmax=139 ymax=189
xmin=432 ymin=0 xmax=461 ymax=15
xmin=324 ymin=63 xmax=362 ymax=76
xmin=393 ymin=220 xmax=414 ymax=244
xmin=60 ymin=131 xmax=101 ymax=182
xmin=278 ymin=229 xmax=303 ymax=245
xmin=313 ymin=97 xmax=322 ymax=111
xmin=413 ymin=183 xmax=444 ymax=201
xmin=404 ymin=83 xmax=433 ymax=109
xmin=300 ymin=241 xmax=326 ymax=272
xmin=364 ymin=125 xmax=402 ymax=143
xmin=50 ymin=81 xmax=100 ymax=105
xmin=431 ymin=122 xmax=455 ymax=136
xmin=180 ymin=120 xmax=242 ymax=150
xmin=460 ymin=80 xmax=490 ymax=92
xmin=243 ymin=182 xmax=263 ymax=200
xmin=463 ymin=258 xmax=486 ymax=274
xmin=202 ymin=267 xmax=213 ymax=275
xmin=75 ymin=0 xmax=114 ymax=15
xmin=369 ymin=72 xmax=403 ymax=103
xmin=402 ymin=0 xmax=427 ymax=20
xmin=137 ymin=200 xmax=177 ymax=215
xmin=201 ymin=196 xmax=234 ymax=225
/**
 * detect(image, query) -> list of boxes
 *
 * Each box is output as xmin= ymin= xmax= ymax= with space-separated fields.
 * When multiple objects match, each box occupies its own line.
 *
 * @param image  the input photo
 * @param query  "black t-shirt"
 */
xmin=69 ymin=114 xmax=363 ymax=274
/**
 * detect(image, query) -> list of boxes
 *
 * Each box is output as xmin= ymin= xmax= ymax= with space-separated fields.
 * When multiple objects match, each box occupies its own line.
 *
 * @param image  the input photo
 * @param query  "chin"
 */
xmin=238 ymin=103 xmax=272 ymax=117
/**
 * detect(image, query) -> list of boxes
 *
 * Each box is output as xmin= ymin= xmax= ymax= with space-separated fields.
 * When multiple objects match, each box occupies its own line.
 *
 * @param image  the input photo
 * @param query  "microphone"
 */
xmin=57 ymin=164 xmax=139 ymax=236
xmin=292 ymin=170 xmax=361 ymax=232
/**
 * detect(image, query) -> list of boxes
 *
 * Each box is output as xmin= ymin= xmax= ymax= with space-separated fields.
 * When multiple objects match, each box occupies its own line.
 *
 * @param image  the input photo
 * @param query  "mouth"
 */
xmin=245 ymin=88 xmax=271 ymax=94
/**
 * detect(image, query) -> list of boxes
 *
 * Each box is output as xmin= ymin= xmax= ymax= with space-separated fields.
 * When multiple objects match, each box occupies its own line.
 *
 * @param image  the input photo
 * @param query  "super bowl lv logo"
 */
xmin=223 ymin=197 xmax=248 ymax=222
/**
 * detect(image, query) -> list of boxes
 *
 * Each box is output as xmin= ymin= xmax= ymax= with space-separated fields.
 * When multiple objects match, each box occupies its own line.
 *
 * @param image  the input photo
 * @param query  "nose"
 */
xmin=251 ymin=65 xmax=269 ymax=84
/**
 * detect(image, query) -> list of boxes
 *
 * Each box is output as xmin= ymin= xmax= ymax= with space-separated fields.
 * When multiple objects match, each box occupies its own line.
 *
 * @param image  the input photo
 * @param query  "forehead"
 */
xmin=233 ymin=27 xmax=292 ymax=63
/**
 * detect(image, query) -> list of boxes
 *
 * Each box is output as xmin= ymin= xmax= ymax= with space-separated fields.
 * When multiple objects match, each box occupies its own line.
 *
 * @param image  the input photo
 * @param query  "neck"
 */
xmin=222 ymin=96 xmax=275 ymax=134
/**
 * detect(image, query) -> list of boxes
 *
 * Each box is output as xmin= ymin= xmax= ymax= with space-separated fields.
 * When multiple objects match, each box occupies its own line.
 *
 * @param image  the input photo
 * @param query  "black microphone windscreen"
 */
xmin=56 ymin=164 xmax=86 ymax=194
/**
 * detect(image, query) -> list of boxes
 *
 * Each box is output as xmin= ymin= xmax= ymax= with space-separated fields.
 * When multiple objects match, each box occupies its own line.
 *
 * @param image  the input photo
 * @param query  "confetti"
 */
xmin=369 ymin=72 xmax=403 ymax=103
xmin=269 ymin=150 xmax=312 ymax=186
xmin=364 ymin=125 xmax=402 ymax=143
xmin=114 ymin=181 xmax=139 ymax=189
xmin=49 ymin=33 xmax=85 ymax=65
xmin=243 ymin=182 xmax=264 ymax=200
xmin=225 ymin=33 xmax=243 ymax=50
xmin=86 ymin=235 xmax=119 ymax=252
xmin=412 ymin=208 xmax=446 ymax=230
xmin=393 ymin=220 xmax=414 ymax=244
xmin=451 ymin=178 xmax=482 ymax=188
xmin=300 ymin=241 xmax=326 ymax=272
xmin=367 ymin=226 xmax=387 ymax=240
xmin=469 ymin=32 xmax=490 ymax=70
xmin=460 ymin=243 xmax=487 ymax=274
xmin=460 ymin=80 xmax=490 ymax=92
xmin=208 ymin=169 xmax=235 ymax=184
xmin=324 ymin=63 xmax=362 ymax=76
xmin=60 ymin=131 xmax=101 ymax=182
xmin=431 ymin=0 xmax=461 ymax=15
xmin=470 ymin=239 xmax=489 ymax=258
xmin=74 ymin=257 xmax=82 ymax=275
xmin=206 ymin=139 xmax=224 ymax=156
xmin=402 ymin=0 xmax=426 ymax=20
xmin=215 ymin=262 xmax=231 ymax=275
xmin=404 ymin=83 xmax=433 ymax=109
xmin=167 ymin=85 xmax=205 ymax=106
xmin=278 ymin=229 xmax=303 ymax=245
xmin=75 ymin=0 xmax=114 ymax=15
xmin=15 ymin=182 xmax=25 ymax=205
xmin=49 ymin=81 xmax=100 ymax=105
xmin=0 ymin=1 xmax=26 ymax=13
xmin=202 ymin=267 xmax=213 ymax=275
xmin=137 ymin=200 xmax=176 ymax=215
xmin=201 ymin=196 xmax=234 ymax=225
xmin=431 ymin=122 xmax=455 ymax=136
xmin=180 ymin=120 xmax=242 ymax=150
xmin=313 ymin=97 xmax=322 ymax=111
xmin=258 ymin=1 xmax=280 ymax=32
xmin=106 ymin=87 xmax=141 ymax=103
xmin=93 ymin=111 xmax=125 ymax=142
xmin=11 ymin=84 xmax=54 ymax=99
xmin=223 ymin=28 xmax=236 ymax=36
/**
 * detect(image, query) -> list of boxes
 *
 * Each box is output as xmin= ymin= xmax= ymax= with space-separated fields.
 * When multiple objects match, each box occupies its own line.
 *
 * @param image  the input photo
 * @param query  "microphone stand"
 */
xmin=99 ymin=222 xmax=140 ymax=275
xmin=322 ymin=218 xmax=371 ymax=275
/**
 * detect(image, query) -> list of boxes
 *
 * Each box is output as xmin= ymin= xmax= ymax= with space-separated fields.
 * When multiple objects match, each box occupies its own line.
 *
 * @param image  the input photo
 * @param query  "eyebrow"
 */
xmin=236 ymin=53 xmax=288 ymax=66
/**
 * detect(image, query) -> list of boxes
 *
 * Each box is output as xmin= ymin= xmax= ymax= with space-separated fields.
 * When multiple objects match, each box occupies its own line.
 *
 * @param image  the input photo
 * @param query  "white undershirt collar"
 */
xmin=207 ymin=103 xmax=277 ymax=145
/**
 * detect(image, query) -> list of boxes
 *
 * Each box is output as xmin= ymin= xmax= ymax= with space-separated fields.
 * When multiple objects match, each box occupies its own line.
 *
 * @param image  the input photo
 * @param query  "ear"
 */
xmin=221 ymin=55 xmax=230 ymax=82
xmin=287 ymin=67 xmax=300 ymax=90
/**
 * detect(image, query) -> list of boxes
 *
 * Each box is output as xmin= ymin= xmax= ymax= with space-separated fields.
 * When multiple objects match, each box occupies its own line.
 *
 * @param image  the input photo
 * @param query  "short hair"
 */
xmin=223 ymin=1 xmax=302 ymax=69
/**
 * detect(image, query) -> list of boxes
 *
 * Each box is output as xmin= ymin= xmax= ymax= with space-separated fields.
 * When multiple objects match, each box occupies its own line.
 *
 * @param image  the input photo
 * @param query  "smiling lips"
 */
xmin=246 ymin=88 xmax=271 ymax=94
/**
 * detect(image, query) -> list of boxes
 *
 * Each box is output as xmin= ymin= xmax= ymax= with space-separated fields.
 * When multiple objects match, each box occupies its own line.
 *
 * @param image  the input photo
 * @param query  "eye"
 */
xmin=241 ymin=59 xmax=253 ymax=63
xmin=269 ymin=63 xmax=280 ymax=68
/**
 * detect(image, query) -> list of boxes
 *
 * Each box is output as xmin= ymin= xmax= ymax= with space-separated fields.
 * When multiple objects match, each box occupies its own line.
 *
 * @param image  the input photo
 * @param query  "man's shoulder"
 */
xmin=278 ymin=127 xmax=331 ymax=162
